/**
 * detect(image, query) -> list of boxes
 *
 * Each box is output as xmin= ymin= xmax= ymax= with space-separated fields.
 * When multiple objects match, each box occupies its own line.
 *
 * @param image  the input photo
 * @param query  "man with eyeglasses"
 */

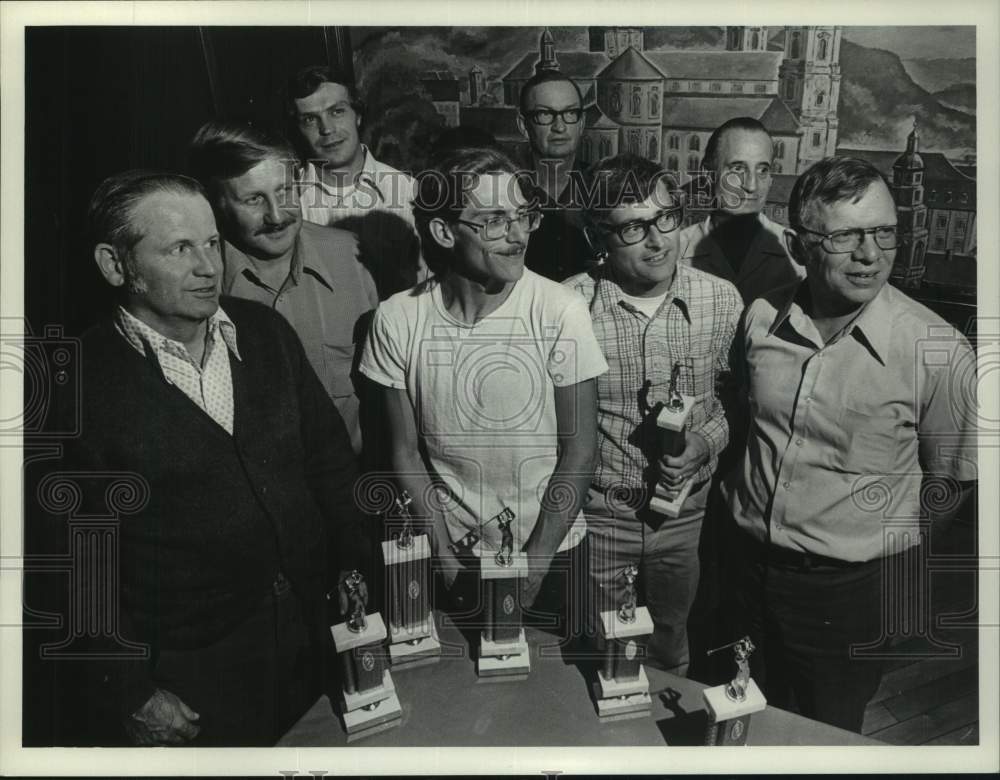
xmin=722 ymin=156 xmax=977 ymax=732
xmin=679 ymin=116 xmax=803 ymax=304
xmin=516 ymin=71 xmax=594 ymax=282
xmin=360 ymin=147 xmax=607 ymax=637
xmin=565 ymin=153 xmax=742 ymax=674
xmin=285 ymin=65 xmax=424 ymax=298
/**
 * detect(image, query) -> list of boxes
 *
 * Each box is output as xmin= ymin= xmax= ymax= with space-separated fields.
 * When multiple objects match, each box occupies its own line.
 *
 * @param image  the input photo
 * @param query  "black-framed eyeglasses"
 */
xmin=794 ymin=224 xmax=899 ymax=254
xmin=523 ymin=108 xmax=583 ymax=126
xmin=597 ymin=207 xmax=684 ymax=246
xmin=453 ymin=208 xmax=543 ymax=241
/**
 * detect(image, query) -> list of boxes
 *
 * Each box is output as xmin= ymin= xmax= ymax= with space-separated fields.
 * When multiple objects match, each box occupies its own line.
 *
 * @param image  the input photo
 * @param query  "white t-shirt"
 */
xmin=360 ymin=269 xmax=609 ymax=557
xmin=619 ymin=289 xmax=670 ymax=319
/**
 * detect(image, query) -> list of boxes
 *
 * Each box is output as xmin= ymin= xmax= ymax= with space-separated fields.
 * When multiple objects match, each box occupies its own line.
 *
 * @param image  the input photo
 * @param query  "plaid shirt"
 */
xmin=564 ymin=263 xmax=741 ymax=491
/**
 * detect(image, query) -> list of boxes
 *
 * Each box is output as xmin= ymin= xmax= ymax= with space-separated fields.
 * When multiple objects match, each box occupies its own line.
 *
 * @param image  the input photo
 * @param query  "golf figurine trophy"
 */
xmin=594 ymin=563 xmax=653 ymax=719
xmin=381 ymin=490 xmax=441 ymax=667
xmin=330 ymin=570 xmax=402 ymax=737
xmin=477 ymin=507 xmax=531 ymax=679
xmin=703 ymin=636 xmax=766 ymax=745
xmin=650 ymin=362 xmax=695 ymax=517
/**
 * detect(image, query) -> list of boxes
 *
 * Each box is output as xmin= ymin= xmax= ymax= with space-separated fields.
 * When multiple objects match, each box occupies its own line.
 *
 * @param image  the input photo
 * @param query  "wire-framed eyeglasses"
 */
xmin=523 ymin=108 xmax=583 ymax=126
xmin=596 ymin=207 xmax=684 ymax=246
xmin=454 ymin=208 xmax=543 ymax=241
xmin=794 ymin=224 xmax=899 ymax=254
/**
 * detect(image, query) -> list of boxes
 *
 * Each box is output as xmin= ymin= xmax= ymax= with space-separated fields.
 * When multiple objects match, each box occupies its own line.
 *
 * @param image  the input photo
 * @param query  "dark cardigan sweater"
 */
xmin=62 ymin=297 xmax=366 ymax=718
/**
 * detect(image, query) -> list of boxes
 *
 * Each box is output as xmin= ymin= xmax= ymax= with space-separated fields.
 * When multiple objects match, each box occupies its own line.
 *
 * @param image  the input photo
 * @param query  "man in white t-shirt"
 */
xmin=359 ymin=147 xmax=607 ymax=633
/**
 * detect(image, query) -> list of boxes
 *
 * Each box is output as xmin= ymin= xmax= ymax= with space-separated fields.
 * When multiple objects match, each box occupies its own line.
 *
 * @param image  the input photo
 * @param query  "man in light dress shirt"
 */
xmin=360 ymin=147 xmax=607 ymax=636
xmin=286 ymin=65 xmax=425 ymax=298
xmin=679 ymin=117 xmax=803 ymax=304
xmin=189 ymin=120 xmax=378 ymax=455
xmin=723 ymin=156 xmax=977 ymax=732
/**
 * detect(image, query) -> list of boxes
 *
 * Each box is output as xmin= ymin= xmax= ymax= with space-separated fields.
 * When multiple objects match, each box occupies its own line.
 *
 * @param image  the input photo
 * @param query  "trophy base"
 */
xmin=597 ymin=665 xmax=649 ymax=699
xmin=477 ymin=629 xmax=531 ymax=679
xmin=342 ymin=691 xmax=402 ymax=738
xmin=702 ymin=678 xmax=766 ymax=746
xmin=594 ymin=666 xmax=651 ymax=719
xmin=649 ymin=477 xmax=694 ymax=518
xmin=389 ymin=620 xmax=442 ymax=668
xmin=594 ymin=688 xmax=652 ymax=719
xmin=341 ymin=668 xmax=396 ymax=711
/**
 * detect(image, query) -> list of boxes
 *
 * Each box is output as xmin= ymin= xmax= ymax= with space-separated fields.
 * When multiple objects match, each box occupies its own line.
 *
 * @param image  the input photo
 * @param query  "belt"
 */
xmin=592 ymin=479 xmax=710 ymax=509
xmin=742 ymin=532 xmax=866 ymax=570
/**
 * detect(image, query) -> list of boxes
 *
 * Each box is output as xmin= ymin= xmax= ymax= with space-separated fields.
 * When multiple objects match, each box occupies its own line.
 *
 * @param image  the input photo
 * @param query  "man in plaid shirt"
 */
xmin=565 ymin=153 xmax=741 ymax=674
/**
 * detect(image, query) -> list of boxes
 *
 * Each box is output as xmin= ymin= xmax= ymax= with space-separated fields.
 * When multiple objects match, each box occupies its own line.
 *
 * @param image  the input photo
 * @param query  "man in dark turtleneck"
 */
xmin=679 ymin=117 xmax=803 ymax=304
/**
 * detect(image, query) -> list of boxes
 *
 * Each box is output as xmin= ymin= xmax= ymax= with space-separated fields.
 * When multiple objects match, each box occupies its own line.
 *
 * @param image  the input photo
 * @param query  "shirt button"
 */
xmin=782 ymin=481 xmax=790 ymax=489
xmin=796 ymin=439 xmax=803 ymax=446
xmin=261 ymin=485 xmax=268 ymax=495
xmin=805 ymin=397 xmax=812 ymax=404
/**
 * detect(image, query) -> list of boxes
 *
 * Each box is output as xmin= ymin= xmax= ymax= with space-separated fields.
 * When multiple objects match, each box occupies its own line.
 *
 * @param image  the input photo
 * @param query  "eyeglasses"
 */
xmin=597 ymin=207 xmax=684 ymax=246
xmin=794 ymin=224 xmax=899 ymax=254
xmin=523 ymin=108 xmax=583 ymax=126
xmin=454 ymin=208 xmax=543 ymax=241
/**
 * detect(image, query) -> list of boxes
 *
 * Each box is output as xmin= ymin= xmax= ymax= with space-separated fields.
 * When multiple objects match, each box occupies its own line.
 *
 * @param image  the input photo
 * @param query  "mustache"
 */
xmin=256 ymin=220 xmax=297 ymax=236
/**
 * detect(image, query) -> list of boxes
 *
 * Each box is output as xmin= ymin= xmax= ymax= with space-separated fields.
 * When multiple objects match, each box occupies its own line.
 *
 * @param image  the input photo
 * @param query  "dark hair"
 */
xmin=285 ymin=64 xmax=364 ymax=121
xmin=789 ymin=156 xmax=892 ymax=228
xmin=188 ymin=120 xmax=298 ymax=199
xmin=518 ymin=71 xmax=584 ymax=116
xmin=412 ymin=146 xmax=524 ymax=274
xmin=582 ymin=152 xmax=679 ymax=222
xmin=88 ymin=170 xmax=205 ymax=265
xmin=701 ymin=116 xmax=772 ymax=174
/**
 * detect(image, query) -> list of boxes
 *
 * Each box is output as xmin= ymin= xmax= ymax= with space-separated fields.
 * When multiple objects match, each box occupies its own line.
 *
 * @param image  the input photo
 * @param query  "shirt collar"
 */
xmin=223 ymin=229 xmax=336 ymax=295
xmin=768 ymin=280 xmax=891 ymax=364
xmin=300 ymin=146 xmax=387 ymax=202
xmin=114 ymin=304 xmax=241 ymax=367
xmin=591 ymin=262 xmax=692 ymax=323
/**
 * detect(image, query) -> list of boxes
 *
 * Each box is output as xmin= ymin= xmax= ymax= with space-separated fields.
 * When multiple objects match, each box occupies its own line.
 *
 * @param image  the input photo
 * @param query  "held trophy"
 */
xmin=477 ymin=507 xmax=531 ymax=679
xmin=594 ymin=563 xmax=653 ymax=719
xmin=650 ymin=362 xmax=695 ymax=517
xmin=381 ymin=490 xmax=441 ymax=667
xmin=702 ymin=636 xmax=766 ymax=745
xmin=330 ymin=570 xmax=402 ymax=737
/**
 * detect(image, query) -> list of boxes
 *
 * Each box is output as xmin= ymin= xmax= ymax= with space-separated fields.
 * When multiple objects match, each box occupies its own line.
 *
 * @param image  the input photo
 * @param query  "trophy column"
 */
xmin=650 ymin=382 xmax=695 ymax=517
xmin=381 ymin=491 xmax=441 ymax=667
xmin=595 ymin=563 xmax=653 ymax=719
xmin=702 ymin=637 xmax=767 ymax=745
xmin=330 ymin=571 xmax=402 ymax=737
xmin=477 ymin=531 xmax=531 ymax=679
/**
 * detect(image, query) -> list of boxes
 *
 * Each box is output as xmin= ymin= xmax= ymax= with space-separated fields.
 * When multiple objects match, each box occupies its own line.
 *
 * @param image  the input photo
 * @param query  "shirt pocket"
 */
xmin=322 ymin=343 xmax=358 ymax=399
xmin=838 ymin=405 xmax=898 ymax=475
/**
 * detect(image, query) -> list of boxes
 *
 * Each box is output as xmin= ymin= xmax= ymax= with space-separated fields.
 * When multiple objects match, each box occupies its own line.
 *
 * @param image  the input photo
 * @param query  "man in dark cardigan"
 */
xmin=42 ymin=171 xmax=368 ymax=746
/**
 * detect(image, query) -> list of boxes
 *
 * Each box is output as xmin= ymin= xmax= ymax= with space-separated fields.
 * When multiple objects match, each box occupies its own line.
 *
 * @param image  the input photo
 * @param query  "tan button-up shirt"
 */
xmin=222 ymin=221 xmax=377 ymax=453
xmin=725 ymin=281 xmax=978 ymax=562
xmin=679 ymin=212 xmax=804 ymax=305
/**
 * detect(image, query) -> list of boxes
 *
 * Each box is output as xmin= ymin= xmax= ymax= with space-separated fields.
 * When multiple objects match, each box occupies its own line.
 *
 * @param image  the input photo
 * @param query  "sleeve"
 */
xmin=916 ymin=329 xmax=978 ymax=482
xmin=358 ymin=303 xmax=409 ymax=390
xmin=548 ymin=296 xmax=608 ymax=387
xmin=693 ymin=284 xmax=742 ymax=464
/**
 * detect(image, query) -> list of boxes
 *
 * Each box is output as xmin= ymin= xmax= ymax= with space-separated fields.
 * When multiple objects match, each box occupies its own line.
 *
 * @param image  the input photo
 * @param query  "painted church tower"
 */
xmin=890 ymin=120 xmax=930 ymax=288
xmin=779 ymin=26 xmax=842 ymax=172
xmin=726 ymin=27 xmax=769 ymax=52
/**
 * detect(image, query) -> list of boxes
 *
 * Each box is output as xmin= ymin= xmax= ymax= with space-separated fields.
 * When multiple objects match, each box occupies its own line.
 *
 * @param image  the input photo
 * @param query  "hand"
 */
xmin=658 ymin=431 xmax=710 ymax=489
xmin=336 ymin=569 xmax=369 ymax=618
xmin=124 ymin=688 xmax=200 ymax=746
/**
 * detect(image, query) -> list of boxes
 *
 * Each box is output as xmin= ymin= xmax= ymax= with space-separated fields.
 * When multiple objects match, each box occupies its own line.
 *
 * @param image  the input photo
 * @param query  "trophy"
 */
xmin=330 ymin=571 xmax=402 ymax=736
xmin=477 ymin=507 xmax=531 ymax=679
xmin=702 ymin=637 xmax=766 ymax=745
xmin=650 ymin=362 xmax=695 ymax=517
xmin=594 ymin=563 xmax=654 ymax=719
xmin=381 ymin=490 xmax=441 ymax=667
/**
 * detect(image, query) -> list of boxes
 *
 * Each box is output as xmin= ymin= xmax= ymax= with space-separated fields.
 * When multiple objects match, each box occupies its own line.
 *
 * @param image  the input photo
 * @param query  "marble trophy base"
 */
xmin=331 ymin=613 xmax=401 ymax=738
xmin=649 ymin=478 xmax=694 ymax=518
xmin=652 ymin=394 xmax=695 ymax=518
xmin=703 ymin=678 xmax=767 ymax=745
xmin=595 ymin=606 xmax=654 ymax=720
xmin=477 ymin=628 xmax=531 ymax=680
xmin=389 ymin=618 xmax=442 ymax=668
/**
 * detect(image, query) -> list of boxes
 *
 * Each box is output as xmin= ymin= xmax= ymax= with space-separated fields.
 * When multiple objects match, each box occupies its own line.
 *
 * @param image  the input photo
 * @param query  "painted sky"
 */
xmin=841 ymin=26 xmax=975 ymax=59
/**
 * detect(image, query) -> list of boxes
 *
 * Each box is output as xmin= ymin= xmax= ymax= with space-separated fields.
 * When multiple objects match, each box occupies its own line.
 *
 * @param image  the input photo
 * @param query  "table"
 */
xmin=279 ymin=613 xmax=877 ymax=747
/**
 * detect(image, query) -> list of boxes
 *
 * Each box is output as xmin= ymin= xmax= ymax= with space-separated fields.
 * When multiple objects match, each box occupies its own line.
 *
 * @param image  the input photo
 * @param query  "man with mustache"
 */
xmin=723 ymin=156 xmax=977 ymax=732
xmin=190 ymin=120 xmax=378 ymax=455
xmin=360 ymin=147 xmax=607 ymax=636
xmin=679 ymin=117 xmax=803 ymax=304
xmin=46 ymin=170 xmax=366 ymax=745
xmin=287 ymin=65 xmax=424 ymax=298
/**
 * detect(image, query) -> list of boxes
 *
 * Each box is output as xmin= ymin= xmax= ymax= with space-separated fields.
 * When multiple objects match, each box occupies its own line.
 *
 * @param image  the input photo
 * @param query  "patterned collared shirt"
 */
xmin=297 ymin=147 xmax=426 ymax=295
xmin=114 ymin=305 xmax=241 ymax=434
xmin=564 ymin=263 xmax=742 ymax=491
